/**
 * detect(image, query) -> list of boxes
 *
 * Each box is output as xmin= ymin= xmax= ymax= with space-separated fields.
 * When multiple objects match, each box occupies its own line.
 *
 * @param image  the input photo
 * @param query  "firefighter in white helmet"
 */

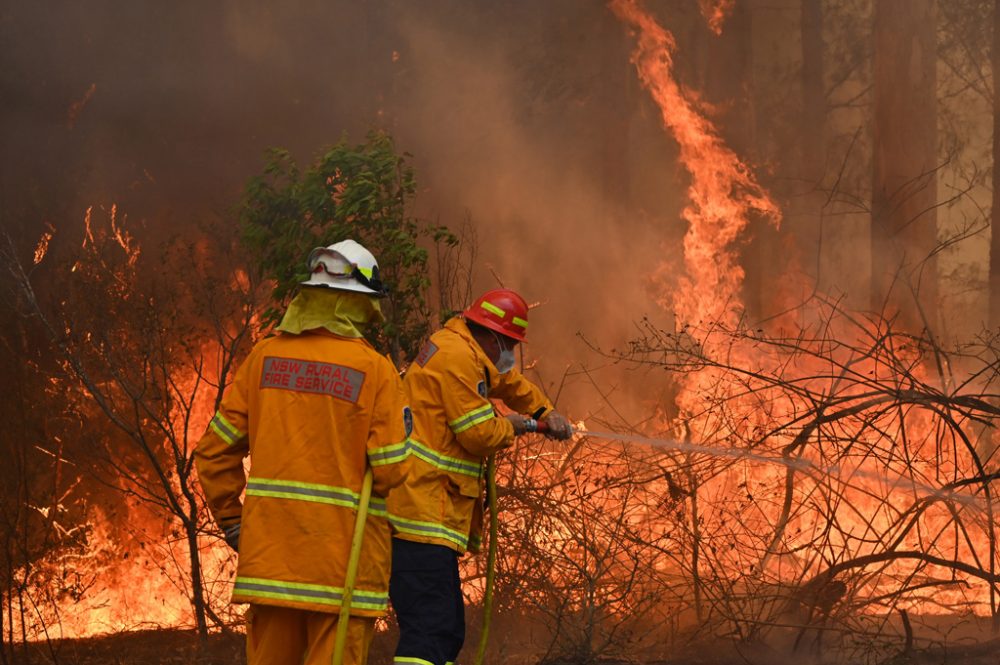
xmin=195 ymin=239 xmax=411 ymax=665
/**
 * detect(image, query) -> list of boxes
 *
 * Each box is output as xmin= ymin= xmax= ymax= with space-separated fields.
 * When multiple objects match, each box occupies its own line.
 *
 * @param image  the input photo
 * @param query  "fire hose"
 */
xmin=333 ymin=466 xmax=374 ymax=665
xmin=474 ymin=418 xmax=553 ymax=665
xmin=473 ymin=453 xmax=499 ymax=665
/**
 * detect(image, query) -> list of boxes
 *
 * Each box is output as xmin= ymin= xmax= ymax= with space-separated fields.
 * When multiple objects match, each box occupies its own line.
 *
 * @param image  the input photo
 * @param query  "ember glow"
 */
xmin=12 ymin=506 xmax=211 ymax=638
xmin=32 ymin=228 xmax=53 ymax=265
xmin=66 ymin=83 xmax=96 ymax=130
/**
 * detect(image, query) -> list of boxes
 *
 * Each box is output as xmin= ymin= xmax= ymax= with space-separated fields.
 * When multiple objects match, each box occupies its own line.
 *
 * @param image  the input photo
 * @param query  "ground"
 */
xmin=10 ymin=629 xmax=244 ymax=665
xmin=8 ymin=630 xmax=1000 ymax=664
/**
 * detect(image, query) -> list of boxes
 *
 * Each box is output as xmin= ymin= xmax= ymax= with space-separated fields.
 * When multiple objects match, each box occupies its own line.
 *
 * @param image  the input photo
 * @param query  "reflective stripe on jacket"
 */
xmin=194 ymin=329 xmax=409 ymax=616
xmin=388 ymin=317 xmax=553 ymax=553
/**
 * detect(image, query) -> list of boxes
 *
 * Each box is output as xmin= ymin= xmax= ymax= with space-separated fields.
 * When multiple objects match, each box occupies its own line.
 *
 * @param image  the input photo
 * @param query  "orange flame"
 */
xmin=609 ymin=0 xmax=997 ymax=625
xmin=609 ymin=0 xmax=780 ymax=331
xmin=83 ymin=205 xmax=95 ymax=248
xmin=698 ymin=0 xmax=735 ymax=35
xmin=67 ymin=83 xmax=97 ymax=129
xmin=33 ymin=226 xmax=54 ymax=265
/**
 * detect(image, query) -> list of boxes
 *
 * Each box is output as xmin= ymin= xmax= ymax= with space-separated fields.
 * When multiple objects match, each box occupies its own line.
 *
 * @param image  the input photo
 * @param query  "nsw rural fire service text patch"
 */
xmin=415 ymin=341 xmax=439 ymax=366
xmin=260 ymin=356 xmax=365 ymax=403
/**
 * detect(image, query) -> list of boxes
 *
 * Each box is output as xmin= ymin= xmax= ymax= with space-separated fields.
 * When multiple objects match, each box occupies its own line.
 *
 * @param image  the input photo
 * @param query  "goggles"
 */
xmin=307 ymin=248 xmax=388 ymax=297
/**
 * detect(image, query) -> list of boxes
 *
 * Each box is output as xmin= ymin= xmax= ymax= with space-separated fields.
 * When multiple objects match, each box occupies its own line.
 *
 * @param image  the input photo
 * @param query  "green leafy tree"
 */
xmin=240 ymin=130 xmax=455 ymax=362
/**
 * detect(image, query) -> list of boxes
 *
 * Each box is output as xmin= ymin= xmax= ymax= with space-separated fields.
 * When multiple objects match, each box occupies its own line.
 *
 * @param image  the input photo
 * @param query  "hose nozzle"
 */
xmin=524 ymin=418 xmax=574 ymax=436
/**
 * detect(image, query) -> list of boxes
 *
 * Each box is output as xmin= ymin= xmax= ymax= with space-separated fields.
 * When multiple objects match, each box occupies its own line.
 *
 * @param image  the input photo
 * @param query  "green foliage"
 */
xmin=240 ymin=130 xmax=458 ymax=361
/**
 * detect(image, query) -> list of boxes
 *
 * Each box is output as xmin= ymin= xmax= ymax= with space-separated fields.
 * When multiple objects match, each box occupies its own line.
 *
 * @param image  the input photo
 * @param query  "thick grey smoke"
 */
xmin=0 ymin=1 xmax=742 ymax=419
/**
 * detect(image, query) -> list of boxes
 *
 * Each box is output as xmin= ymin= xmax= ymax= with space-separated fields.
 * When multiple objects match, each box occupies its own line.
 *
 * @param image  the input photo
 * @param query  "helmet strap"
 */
xmin=349 ymin=265 xmax=387 ymax=297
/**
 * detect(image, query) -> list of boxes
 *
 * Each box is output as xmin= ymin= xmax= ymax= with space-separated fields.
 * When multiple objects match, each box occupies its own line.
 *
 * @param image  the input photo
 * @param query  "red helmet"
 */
xmin=463 ymin=289 xmax=529 ymax=342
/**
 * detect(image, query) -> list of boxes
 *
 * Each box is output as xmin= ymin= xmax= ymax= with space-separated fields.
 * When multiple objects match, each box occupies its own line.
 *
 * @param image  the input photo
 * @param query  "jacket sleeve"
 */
xmin=491 ymin=367 xmax=554 ymax=418
xmin=441 ymin=364 xmax=515 ymax=458
xmin=194 ymin=354 xmax=252 ymax=528
xmin=366 ymin=356 xmax=410 ymax=498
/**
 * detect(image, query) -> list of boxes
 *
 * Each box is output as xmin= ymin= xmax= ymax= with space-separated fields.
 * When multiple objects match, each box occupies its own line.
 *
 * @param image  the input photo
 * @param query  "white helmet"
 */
xmin=301 ymin=239 xmax=387 ymax=296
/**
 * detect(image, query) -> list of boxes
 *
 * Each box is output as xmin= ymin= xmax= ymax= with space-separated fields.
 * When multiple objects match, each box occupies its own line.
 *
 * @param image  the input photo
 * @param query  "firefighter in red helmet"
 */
xmin=387 ymin=288 xmax=572 ymax=665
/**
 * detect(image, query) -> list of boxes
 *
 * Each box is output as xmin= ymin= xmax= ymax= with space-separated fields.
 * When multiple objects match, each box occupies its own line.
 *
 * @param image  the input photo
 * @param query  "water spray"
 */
xmin=530 ymin=421 xmax=987 ymax=509
xmin=472 ymin=418 xmax=990 ymax=662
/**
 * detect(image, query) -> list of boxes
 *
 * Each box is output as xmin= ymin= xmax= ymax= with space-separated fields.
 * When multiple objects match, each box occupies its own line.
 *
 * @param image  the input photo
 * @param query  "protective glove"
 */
xmin=505 ymin=413 xmax=531 ymax=436
xmin=223 ymin=522 xmax=241 ymax=552
xmin=542 ymin=411 xmax=573 ymax=440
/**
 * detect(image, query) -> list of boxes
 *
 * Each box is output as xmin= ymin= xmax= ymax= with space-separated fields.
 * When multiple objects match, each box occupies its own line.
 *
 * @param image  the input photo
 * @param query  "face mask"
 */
xmin=490 ymin=330 xmax=516 ymax=374
xmin=496 ymin=349 xmax=516 ymax=374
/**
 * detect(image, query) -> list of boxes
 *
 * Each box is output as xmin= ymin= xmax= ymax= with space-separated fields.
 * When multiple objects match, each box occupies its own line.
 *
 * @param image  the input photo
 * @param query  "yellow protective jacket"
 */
xmin=387 ymin=317 xmax=553 ymax=554
xmin=194 ymin=329 xmax=409 ymax=616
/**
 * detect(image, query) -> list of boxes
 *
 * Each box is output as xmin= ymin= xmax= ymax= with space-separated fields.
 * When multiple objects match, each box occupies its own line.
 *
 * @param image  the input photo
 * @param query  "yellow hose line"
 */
xmin=474 ymin=454 xmax=498 ymax=665
xmin=333 ymin=466 xmax=374 ymax=665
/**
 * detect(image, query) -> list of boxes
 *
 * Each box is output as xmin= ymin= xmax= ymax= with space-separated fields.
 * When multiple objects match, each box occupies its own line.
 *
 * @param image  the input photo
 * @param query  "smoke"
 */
xmin=4 ymin=0 xmax=721 ymax=421
xmin=384 ymin=1 xmax=689 ymax=417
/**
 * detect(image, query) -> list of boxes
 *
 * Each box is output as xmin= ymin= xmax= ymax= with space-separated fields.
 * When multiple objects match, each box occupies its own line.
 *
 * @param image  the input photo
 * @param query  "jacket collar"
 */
xmin=287 ymin=327 xmax=375 ymax=349
xmin=445 ymin=317 xmax=500 ymax=376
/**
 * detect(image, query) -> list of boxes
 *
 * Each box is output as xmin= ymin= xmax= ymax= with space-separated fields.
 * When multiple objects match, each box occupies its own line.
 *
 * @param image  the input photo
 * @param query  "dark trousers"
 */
xmin=390 ymin=538 xmax=465 ymax=665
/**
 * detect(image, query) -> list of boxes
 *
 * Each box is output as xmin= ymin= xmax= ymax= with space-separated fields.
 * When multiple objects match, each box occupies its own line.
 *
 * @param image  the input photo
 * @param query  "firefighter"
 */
xmin=195 ymin=239 xmax=411 ymax=665
xmin=387 ymin=288 xmax=572 ymax=665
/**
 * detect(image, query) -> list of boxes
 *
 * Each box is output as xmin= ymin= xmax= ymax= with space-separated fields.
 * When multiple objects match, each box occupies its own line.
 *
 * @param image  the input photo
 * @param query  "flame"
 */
xmin=7 ymin=361 xmax=242 ymax=640
xmin=67 ymin=83 xmax=97 ymax=129
xmin=83 ymin=205 xmax=95 ymax=248
xmin=698 ymin=0 xmax=735 ymax=36
xmin=5 ymin=206 xmax=242 ymax=641
xmin=108 ymin=203 xmax=140 ymax=267
xmin=608 ymin=0 xmax=998 ymax=629
xmin=72 ymin=204 xmax=142 ymax=292
xmin=12 ymin=1 xmax=996 ymax=648
xmin=609 ymin=0 xmax=780 ymax=332
xmin=6 ymin=503 xmax=239 ymax=640
xmin=33 ymin=226 xmax=54 ymax=265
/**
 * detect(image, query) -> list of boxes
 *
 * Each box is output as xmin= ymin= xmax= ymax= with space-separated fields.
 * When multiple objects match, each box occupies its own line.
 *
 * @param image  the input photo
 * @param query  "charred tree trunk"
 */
xmin=185 ymin=510 xmax=209 ymax=643
xmin=600 ymin=14 xmax=632 ymax=218
xmin=871 ymin=0 xmax=938 ymax=332
xmin=800 ymin=0 xmax=826 ymax=280
xmin=990 ymin=0 xmax=1000 ymax=329
xmin=686 ymin=466 xmax=703 ymax=621
xmin=362 ymin=0 xmax=396 ymax=132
